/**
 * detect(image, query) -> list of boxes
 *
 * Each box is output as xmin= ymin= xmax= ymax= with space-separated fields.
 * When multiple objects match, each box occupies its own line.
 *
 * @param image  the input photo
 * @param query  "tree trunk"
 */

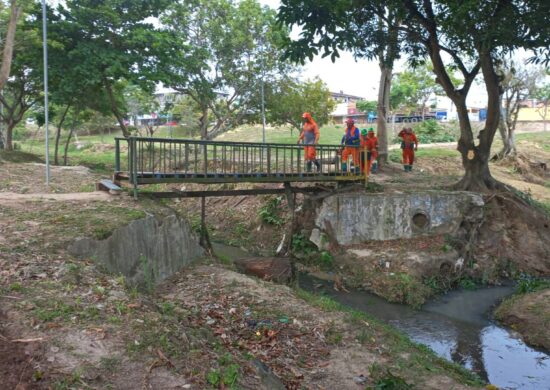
xmin=5 ymin=121 xmax=15 ymax=150
xmin=452 ymin=97 xmax=496 ymax=191
xmin=105 ymin=81 xmax=129 ymax=137
xmin=455 ymin=51 xmax=501 ymax=191
xmin=543 ymin=104 xmax=548 ymax=132
xmin=494 ymin=96 xmax=516 ymax=159
xmin=376 ymin=63 xmax=392 ymax=164
xmin=54 ymin=104 xmax=70 ymax=165
xmin=63 ymin=118 xmax=77 ymax=166
xmin=199 ymin=106 xmax=209 ymax=140
xmin=0 ymin=0 xmax=22 ymax=91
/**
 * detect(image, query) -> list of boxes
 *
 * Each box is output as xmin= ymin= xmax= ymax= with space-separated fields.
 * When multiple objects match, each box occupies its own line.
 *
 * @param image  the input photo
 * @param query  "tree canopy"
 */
xmin=265 ymin=77 xmax=335 ymax=134
xmin=164 ymin=0 xmax=295 ymax=140
xmin=278 ymin=0 xmax=550 ymax=191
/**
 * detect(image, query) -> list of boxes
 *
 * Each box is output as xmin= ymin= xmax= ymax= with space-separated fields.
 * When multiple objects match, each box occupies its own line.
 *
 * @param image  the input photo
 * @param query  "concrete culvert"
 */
xmin=412 ymin=212 xmax=429 ymax=229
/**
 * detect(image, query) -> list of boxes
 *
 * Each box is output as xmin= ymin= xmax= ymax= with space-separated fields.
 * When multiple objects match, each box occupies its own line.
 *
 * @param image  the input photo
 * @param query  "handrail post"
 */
xmin=115 ymin=138 xmax=121 ymax=172
xmin=203 ymin=143 xmax=208 ymax=177
xmin=131 ymin=137 xmax=138 ymax=199
xmin=364 ymin=143 xmax=368 ymax=189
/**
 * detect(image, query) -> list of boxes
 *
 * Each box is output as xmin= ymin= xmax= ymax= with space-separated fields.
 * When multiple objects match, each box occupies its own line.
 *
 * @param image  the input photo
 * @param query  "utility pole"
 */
xmin=260 ymin=32 xmax=266 ymax=143
xmin=42 ymin=0 xmax=50 ymax=185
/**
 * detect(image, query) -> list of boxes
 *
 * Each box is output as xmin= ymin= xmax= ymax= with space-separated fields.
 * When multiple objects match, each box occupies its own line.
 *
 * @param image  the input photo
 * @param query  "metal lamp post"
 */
xmin=42 ymin=0 xmax=50 ymax=185
xmin=260 ymin=31 xmax=266 ymax=144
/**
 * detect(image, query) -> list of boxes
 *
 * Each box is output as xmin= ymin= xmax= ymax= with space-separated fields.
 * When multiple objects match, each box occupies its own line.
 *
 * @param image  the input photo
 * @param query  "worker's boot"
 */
xmin=313 ymin=160 xmax=321 ymax=173
xmin=306 ymin=161 xmax=312 ymax=173
xmin=408 ymin=165 xmax=413 ymax=172
xmin=403 ymin=165 xmax=407 ymax=172
xmin=371 ymin=161 xmax=378 ymax=173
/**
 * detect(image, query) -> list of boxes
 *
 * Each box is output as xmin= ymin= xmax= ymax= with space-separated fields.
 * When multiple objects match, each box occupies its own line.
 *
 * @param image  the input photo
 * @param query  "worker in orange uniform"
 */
xmin=297 ymin=112 xmax=320 ymax=172
xmin=360 ymin=128 xmax=379 ymax=174
xmin=398 ymin=127 xmax=418 ymax=171
xmin=341 ymin=118 xmax=360 ymax=173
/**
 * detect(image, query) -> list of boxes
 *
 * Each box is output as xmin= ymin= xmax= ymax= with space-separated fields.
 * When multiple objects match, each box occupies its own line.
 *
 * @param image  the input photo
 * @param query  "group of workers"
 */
xmin=298 ymin=112 xmax=418 ymax=174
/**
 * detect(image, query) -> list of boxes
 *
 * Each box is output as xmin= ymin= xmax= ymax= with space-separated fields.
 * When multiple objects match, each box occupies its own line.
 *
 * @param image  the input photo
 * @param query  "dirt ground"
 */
xmin=0 ymin=167 xmax=483 ymax=388
xmin=494 ymin=288 xmax=550 ymax=351
xmin=1 ymin=133 xmax=549 ymax=388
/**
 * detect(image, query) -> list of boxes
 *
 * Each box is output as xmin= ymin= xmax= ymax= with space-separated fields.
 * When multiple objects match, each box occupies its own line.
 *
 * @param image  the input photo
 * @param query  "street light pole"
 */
xmin=260 ymin=34 xmax=266 ymax=144
xmin=42 ymin=0 xmax=50 ymax=185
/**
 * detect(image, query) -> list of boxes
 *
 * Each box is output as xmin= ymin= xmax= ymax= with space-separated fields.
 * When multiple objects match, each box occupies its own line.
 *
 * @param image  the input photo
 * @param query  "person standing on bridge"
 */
xmin=360 ymin=127 xmax=379 ymax=174
xmin=297 ymin=112 xmax=321 ymax=172
xmin=398 ymin=127 xmax=418 ymax=172
xmin=341 ymin=118 xmax=360 ymax=173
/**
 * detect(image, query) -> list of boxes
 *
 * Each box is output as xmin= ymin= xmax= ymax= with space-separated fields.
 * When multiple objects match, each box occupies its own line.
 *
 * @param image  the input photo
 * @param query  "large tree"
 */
xmin=46 ymin=0 xmax=174 ymax=138
xmin=279 ymin=0 xmax=550 ymax=191
xmin=165 ymin=0 xmax=294 ymax=140
xmin=493 ymin=61 xmax=544 ymax=159
xmin=265 ymin=77 xmax=335 ymax=135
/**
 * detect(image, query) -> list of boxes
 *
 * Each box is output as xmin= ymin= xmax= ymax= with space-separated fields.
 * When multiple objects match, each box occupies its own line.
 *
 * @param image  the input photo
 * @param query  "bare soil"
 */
xmin=0 ymin=164 xmax=482 ymax=389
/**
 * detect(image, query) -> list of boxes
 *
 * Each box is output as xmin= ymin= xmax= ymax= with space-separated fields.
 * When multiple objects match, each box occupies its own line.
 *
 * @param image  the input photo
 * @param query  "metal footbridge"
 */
xmin=112 ymin=137 xmax=367 ymax=197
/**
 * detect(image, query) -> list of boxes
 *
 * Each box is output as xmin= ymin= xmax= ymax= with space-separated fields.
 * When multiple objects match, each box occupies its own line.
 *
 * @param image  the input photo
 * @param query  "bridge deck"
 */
xmin=114 ymin=137 xmax=367 ymax=196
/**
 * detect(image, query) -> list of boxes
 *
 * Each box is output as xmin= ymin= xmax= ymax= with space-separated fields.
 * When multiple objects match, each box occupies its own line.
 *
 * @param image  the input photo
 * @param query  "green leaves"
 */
xmin=265 ymin=76 xmax=335 ymax=133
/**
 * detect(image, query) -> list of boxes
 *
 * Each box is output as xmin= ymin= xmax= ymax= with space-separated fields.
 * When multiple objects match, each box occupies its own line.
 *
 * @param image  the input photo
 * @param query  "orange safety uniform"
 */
xmin=341 ymin=125 xmax=361 ymax=170
xmin=398 ymin=129 xmax=418 ymax=171
xmin=298 ymin=113 xmax=320 ymax=161
xmin=361 ymin=133 xmax=378 ymax=174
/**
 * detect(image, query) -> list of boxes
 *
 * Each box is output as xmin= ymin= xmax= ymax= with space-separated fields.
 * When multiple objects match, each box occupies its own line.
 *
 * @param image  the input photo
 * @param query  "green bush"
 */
xmin=394 ymin=120 xmax=457 ymax=144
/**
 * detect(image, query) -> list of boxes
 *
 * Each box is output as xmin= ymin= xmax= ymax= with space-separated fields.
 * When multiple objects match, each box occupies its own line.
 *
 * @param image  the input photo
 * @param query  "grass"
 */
xmin=0 ymin=149 xmax=44 ymax=163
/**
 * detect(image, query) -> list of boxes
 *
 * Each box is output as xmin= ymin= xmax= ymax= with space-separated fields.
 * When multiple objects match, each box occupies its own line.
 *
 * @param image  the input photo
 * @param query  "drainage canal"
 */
xmin=211 ymin=243 xmax=550 ymax=390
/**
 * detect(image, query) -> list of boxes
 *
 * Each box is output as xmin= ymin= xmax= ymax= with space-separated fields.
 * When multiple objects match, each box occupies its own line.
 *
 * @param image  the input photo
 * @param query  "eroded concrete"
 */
xmin=310 ymin=191 xmax=484 ymax=246
xmin=69 ymin=215 xmax=204 ymax=286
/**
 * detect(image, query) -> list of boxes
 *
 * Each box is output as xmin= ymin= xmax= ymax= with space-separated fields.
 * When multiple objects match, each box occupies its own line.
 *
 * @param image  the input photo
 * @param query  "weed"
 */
xmin=319 ymin=251 xmax=334 ymax=270
xmin=291 ymin=233 xmax=316 ymax=255
xmin=99 ymin=356 xmax=121 ymax=372
xmin=259 ymin=196 xmax=284 ymax=226
xmin=370 ymin=364 xmax=413 ymax=389
xmin=34 ymin=300 xmax=75 ymax=322
xmin=515 ymin=274 xmax=550 ymax=294
xmin=140 ymin=254 xmax=156 ymax=294
xmin=217 ymin=253 xmax=232 ymax=265
xmin=159 ymin=301 xmax=175 ymax=316
xmin=9 ymin=282 xmax=24 ymax=292
xmin=93 ymin=225 xmax=113 ymax=240
xmin=325 ymin=322 xmax=343 ymax=345
xmin=207 ymin=359 xmax=240 ymax=388
xmin=458 ymin=277 xmax=478 ymax=291
xmin=357 ymin=329 xmax=370 ymax=345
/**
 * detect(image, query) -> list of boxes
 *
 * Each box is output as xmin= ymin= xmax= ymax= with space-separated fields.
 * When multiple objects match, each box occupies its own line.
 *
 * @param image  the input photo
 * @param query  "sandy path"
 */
xmin=0 ymin=191 xmax=115 ymax=204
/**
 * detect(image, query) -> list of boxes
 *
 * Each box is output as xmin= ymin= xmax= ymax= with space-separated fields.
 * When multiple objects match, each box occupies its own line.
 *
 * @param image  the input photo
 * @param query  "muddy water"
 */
xmin=298 ymin=274 xmax=550 ymax=390
xmin=212 ymin=243 xmax=550 ymax=390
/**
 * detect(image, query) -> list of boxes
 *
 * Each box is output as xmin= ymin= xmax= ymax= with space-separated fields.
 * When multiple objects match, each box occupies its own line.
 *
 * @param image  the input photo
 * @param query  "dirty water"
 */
xmin=299 ymin=274 xmax=550 ymax=390
xmin=212 ymin=243 xmax=550 ymax=390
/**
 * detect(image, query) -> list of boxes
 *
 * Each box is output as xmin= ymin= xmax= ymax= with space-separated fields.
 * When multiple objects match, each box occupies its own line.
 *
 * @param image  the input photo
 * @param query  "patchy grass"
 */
xmin=0 ymin=149 xmax=44 ymax=163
